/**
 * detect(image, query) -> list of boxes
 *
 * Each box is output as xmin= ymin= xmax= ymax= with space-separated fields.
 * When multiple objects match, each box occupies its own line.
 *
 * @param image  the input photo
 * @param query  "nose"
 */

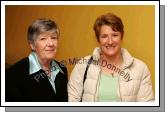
xmin=47 ymin=38 xmax=54 ymax=46
xmin=107 ymin=36 xmax=113 ymax=44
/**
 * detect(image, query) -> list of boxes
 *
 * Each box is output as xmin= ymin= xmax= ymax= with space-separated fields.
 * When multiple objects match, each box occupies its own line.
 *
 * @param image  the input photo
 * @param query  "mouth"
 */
xmin=45 ymin=49 xmax=55 ymax=52
xmin=105 ymin=45 xmax=116 ymax=49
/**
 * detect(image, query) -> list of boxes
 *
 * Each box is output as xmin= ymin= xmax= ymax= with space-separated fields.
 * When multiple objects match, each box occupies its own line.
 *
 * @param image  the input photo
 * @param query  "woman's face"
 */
xmin=30 ymin=30 xmax=58 ymax=61
xmin=99 ymin=25 xmax=123 ymax=57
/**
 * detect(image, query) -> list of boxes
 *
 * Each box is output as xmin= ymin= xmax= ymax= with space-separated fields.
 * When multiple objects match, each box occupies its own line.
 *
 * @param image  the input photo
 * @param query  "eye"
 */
xmin=51 ymin=36 xmax=58 ymax=39
xmin=40 ymin=37 xmax=46 ymax=40
xmin=100 ymin=34 xmax=108 ymax=38
xmin=112 ymin=34 xmax=119 ymax=37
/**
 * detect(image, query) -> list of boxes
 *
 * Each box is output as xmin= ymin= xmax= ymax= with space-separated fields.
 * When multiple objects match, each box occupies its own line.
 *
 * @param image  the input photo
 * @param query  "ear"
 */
xmin=121 ymin=32 xmax=124 ymax=39
xmin=30 ymin=43 xmax=35 ymax=51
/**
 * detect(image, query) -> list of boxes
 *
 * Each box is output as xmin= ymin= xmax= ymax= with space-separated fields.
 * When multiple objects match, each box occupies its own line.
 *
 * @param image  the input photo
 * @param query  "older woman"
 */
xmin=68 ymin=13 xmax=154 ymax=102
xmin=6 ymin=18 xmax=68 ymax=102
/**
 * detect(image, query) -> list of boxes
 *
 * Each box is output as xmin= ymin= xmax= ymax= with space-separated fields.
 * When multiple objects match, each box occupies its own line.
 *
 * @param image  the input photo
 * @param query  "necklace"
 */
xmin=111 ymin=70 xmax=114 ymax=77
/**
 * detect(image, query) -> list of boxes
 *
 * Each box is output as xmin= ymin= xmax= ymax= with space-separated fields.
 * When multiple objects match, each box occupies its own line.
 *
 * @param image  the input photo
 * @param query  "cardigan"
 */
xmin=6 ymin=57 xmax=68 ymax=102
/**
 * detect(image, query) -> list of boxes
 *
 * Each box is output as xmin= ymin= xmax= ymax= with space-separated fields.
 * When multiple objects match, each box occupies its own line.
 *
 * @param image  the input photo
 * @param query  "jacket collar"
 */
xmin=92 ymin=47 xmax=134 ymax=69
xmin=28 ymin=52 xmax=63 ymax=75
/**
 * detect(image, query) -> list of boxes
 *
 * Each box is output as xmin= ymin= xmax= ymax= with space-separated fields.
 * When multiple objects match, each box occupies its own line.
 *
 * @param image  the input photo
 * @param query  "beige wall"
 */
xmin=5 ymin=5 xmax=155 ymax=92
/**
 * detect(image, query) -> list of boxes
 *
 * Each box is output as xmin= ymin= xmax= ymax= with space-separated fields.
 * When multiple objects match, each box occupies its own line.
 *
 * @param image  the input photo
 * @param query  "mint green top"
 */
xmin=98 ymin=72 xmax=119 ymax=102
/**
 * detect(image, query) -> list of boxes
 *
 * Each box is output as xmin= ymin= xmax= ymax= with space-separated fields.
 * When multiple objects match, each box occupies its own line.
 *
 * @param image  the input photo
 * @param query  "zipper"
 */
xmin=94 ymin=67 xmax=101 ymax=102
xmin=118 ymin=65 xmax=127 ymax=102
xmin=118 ymin=74 xmax=122 ymax=102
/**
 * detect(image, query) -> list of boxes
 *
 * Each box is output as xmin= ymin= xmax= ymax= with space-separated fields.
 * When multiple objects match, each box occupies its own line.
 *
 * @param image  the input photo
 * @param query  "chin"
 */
xmin=46 ymin=54 xmax=55 ymax=59
xmin=105 ymin=53 xmax=116 ymax=57
xmin=103 ymin=50 xmax=118 ymax=57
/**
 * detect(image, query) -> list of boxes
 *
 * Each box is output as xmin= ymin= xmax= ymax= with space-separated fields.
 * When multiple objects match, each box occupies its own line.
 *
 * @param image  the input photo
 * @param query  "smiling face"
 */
xmin=30 ymin=29 xmax=58 ymax=61
xmin=99 ymin=25 xmax=123 ymax=57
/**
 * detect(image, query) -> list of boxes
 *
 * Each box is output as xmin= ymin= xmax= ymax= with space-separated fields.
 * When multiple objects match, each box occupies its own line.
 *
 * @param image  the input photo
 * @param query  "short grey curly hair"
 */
xmin=27 ymin=18 xmax=60 ymax=44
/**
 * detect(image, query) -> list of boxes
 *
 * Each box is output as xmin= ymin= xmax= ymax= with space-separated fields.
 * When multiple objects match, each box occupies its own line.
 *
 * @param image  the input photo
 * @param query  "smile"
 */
xmin=105 ymin=46 xmax=116 ymax=49
xmin=46 ymin=49 xmax=55 ymax=52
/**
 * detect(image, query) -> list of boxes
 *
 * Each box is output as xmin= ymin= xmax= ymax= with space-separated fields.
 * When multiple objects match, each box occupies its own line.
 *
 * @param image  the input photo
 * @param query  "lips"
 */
xmin=45 ymin=49 xmax=55 ymax=52
xmin=105 ymin=45 xmax=116 ymax=49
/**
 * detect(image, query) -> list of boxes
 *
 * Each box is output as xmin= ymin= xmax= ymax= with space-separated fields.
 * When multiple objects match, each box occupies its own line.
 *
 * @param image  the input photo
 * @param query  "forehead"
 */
xmin=38 ymin=29 xmax=57 ymax=36
xmin=100 ymin=25 xmax=120 ymax=33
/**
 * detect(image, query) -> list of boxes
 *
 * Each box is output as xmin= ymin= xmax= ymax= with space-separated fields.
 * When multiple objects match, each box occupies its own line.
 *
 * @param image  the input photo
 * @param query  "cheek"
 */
xmin=98 ymin=39 xmax=106 ymax=46
xmin=52 ymin=40 xmax=58 ymax=47
xmin=55 ymin=42 xmax=58 ymax=48
xmin=113 ymin=39 xmax=122 ymax=45
xmin=117 ymin=40 xmax=122 ymax=46
xmin=34 ymin=43 xmax=46 ymax=52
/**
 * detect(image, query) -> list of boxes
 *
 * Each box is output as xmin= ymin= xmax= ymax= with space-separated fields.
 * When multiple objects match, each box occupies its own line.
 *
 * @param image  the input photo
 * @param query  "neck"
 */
xmin=37 ymin=56 xmax=51 ymax=70
xmin=41 ymin=60 xmax=51 ymax=70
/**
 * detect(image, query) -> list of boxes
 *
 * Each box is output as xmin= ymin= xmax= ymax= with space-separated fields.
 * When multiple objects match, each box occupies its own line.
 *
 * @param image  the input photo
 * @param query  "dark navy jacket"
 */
xmin=6 ymin=57 xmax=68 ymax=102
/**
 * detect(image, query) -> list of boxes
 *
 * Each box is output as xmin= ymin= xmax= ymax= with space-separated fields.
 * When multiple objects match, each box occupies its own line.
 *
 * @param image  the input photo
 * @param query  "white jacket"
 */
xmin=68 ymin=47 xmax=155 ymax=102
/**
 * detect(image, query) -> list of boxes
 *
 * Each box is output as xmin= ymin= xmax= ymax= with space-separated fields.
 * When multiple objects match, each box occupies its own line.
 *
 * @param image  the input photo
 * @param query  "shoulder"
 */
xmin=133 ymin=58 xmax=149 ymax=70
xmin=130 ymin=58 xmax=151 ymax=79
xmin=122 ymin=48 xmax=150 ymax=73
xmin=7 ymin=57 xmax=29 ymax=72
xmin=54 ymin=60 xmax=68 ymax=74
xmin=73 ymin=55 xmax=92 ymax=68
xmin=54 ymin=60 xmax=67 ymax=68
xmin=70 ymin=55 xmax=92 ymax=77
xmin=6 ymin=57 xmax=29 ymax=81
